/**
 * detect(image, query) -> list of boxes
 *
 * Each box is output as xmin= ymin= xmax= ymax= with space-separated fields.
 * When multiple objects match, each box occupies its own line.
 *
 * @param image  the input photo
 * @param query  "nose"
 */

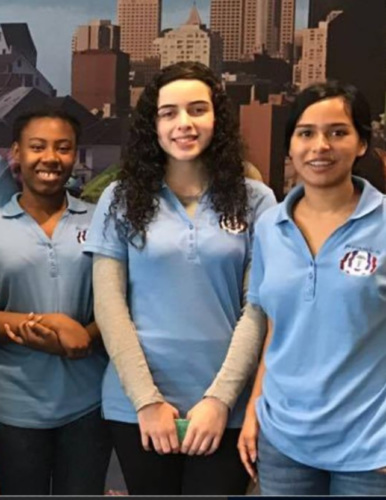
xmin=41 ymin=147 xmax=59 ymax=163
xmin=176 ymin=110 xmax=193 ymax=129
xmin=312 ymin=133 xmax=331 ymax=152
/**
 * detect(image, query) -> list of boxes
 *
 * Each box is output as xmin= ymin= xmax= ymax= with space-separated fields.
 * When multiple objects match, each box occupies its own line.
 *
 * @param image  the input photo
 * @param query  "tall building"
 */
xmin=72 ymin=50 xmax=130 ymax=117
xmin=210 ymin=0 xmax=243 ymax=60
xmin=279 ymin=0 xmax=295 ymax=60
xmin=154 ymin=4 xmax=222 ymax=75
xmin=293 ymin=11 xmax=342 ymax=90
xmin=72 ymin=20 xmax=120 ymax=52
xmin=117 ymin=0 xmax=162 ymax=61
xmin=240 ymin=98 xmax=289 ymax=199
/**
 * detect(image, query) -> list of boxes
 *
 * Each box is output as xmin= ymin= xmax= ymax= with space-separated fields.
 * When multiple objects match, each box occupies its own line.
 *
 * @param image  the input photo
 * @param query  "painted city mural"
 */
xmin=0 ymin=0 xmax=385 ymax=202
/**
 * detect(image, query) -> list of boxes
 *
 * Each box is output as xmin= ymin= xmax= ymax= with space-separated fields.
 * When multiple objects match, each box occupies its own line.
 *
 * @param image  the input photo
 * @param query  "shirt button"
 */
xmin=189 ymin=224 xmax=194 ymax=230
xmin=308 ymin=273 xmax=313 ymax=279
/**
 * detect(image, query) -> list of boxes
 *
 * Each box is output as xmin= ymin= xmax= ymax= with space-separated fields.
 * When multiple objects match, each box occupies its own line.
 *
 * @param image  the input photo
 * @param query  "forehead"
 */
xmin=297 ymin=97 xmax=353 ymax=126
xmin=20 ymin=117 xmax=75 ymax=140
xmin=158 ymin=79 xmax=212 ymax=106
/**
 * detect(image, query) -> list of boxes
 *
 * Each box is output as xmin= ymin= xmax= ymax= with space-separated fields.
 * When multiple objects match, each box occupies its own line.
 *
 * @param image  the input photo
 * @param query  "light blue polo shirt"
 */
xmin=0 ymin=158 xmax=18 ymax=208
xmin=0 ymin=192 xmax=107 ymax=429
xmin=84 ymin=179 xmax=275 ymax=427
xmin=248 ymin=177 xmax=386 ymax=471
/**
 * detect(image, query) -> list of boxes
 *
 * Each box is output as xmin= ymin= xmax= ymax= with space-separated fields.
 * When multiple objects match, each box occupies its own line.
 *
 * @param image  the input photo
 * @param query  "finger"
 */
xmin=205 ymin=435 xmax=221 ymax=456
xmin=168 ymin=428 xmax=180 ymax=454
xmin=239 ymin=443 xmax=257 ymax=481
xmin=159 ymin=435 xmax=172 ymax=454
xmin=140 ymin=432 xmax=151 ymax=452
xmin=30 ymin=322 xmax=53 ymax=337
xmin=4 ymin=324 xmax=24 ymax=344
xmin=186 ymin=432 xmax=205 ymax=456
xmin=246 ymin=437 xmax=257 ymax=463
xmin=151 ymin=435 xmax=163 ymax=454
xmin=180 ymin=426 xmax=195 ymax=454
xmin=196 ymin=435 xmax=213 ymax=455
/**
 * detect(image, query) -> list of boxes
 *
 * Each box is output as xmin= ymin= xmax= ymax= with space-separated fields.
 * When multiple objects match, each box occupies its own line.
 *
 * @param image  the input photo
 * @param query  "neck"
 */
xmin=19 ymin=189 xmax=67 ymax=218
xmin=165 ymin=159 xmax=208 ymax=194
xmin=301 ymin=178 xmax=358 ymax=215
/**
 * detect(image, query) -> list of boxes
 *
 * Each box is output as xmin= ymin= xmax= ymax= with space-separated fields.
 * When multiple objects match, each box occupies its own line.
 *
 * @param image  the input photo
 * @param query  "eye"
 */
xmin=189 ymin=105 xmax=208 ymax=116
xmin=158 ymin=109 xmax=176 ymax=119
xmin=29 ymin=144 xmax=44 ymax=152
xmin=296 ymin=129 xmax=313 ymax=138
xmin=330 ymin=129 xmax=348 ymax=138
xmin=57 ymin=145 xmax=72 ymax=154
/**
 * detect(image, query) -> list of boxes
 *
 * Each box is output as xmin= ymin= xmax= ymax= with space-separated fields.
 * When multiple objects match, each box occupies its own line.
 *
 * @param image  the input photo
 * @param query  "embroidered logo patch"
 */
xmin=340 ymin=250 xmax=377 ymax=277
xmin=219 ymin=215 xmax=248 ymax=234
xmin=76 ymin=229 xmax=88 ymax=244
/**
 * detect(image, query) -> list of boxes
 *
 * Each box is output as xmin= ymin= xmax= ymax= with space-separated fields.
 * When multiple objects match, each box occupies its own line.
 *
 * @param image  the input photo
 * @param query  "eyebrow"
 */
xmin=27 ymin=137 xmax=73 ymax=142
xmin=157 ymin=100 xmax=211 ymax=110
xmin=295 ymin=122 xmax=351 ymax=128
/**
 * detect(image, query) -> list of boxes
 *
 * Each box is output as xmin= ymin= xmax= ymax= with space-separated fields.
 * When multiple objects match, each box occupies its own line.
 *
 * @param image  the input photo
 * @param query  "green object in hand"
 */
xmin=175 ymin=418 xmax=190 ymax=443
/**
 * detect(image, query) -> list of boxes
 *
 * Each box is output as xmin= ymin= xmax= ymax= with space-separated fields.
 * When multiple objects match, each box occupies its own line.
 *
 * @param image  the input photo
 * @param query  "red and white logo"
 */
xmin=340 ymin=250 xmax=377 ymax=277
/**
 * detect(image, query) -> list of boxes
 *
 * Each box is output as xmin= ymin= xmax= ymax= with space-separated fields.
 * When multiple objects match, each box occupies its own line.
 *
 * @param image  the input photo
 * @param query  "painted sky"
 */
xmin=0 ymin=0 xmax=309 ymax=95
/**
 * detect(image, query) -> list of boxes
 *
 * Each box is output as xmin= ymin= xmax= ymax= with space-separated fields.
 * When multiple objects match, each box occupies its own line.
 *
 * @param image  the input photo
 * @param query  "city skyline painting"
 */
xmin=0 ymin=0 xmax=385 ymax=201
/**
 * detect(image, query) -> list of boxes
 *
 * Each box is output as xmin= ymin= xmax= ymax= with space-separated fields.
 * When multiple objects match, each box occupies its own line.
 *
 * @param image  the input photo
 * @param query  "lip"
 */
xmin=35 ymin=169 xmax=63 ymax=181
xmin=307 ymin=159 xmax=335 ymax=168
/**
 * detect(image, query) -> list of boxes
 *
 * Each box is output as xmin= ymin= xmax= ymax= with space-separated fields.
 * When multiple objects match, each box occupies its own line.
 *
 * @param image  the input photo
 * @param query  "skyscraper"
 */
xmin=117 ymin=0 xmax=162 ymax=61
xmin=72 ymin=20 xmax=120 ymax=52
xmin=210 ymin=0 xmax=294 ymax=61
xmin=210 ymin=0 xmax=243 ymax=60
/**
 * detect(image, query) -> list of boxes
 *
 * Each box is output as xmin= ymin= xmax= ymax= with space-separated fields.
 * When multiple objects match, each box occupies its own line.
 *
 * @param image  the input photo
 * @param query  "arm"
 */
xmin=93 ymin=254 xmax=180 ymax=454
xmin=181 ymin=299 xmax=267 ymax=456
xmin=237 ymin=319 xmax=273 ymax=481
xmin=1 ymin=312 xmax=66 ymax=355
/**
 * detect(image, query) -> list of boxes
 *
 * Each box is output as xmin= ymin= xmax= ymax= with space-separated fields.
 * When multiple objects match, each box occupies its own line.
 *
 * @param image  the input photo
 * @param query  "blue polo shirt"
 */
xmin=0 ymin=193 xmax=107 ymax=428
xmin=248 ymin=177 xmax=386 ymax=471
xmin=0 ymin=159 xmax=17 ymax=208
xmin=84 ymin=179 xmax=275 ymax=427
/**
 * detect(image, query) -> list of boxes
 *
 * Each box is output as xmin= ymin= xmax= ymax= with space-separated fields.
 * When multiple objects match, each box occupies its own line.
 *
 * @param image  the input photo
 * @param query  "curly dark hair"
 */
xmin=109 ymin=61 xmax=248 ymax=247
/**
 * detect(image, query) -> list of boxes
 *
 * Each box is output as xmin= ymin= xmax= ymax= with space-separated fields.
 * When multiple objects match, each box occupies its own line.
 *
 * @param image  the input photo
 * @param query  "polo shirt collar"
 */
xmin=1 ymin=190 xmax=88 ymax=218
xmin=275 ymin=176 xmax=384 ymax=225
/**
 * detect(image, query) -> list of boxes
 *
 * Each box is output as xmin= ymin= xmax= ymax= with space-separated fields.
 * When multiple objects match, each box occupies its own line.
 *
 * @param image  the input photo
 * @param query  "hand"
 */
xmin=42 ymin=313 xmax=92 ymax=359
xmin=137 ymin=402 xmax=180 ymax=454
xmin=237 ymin=408 xmax=259 ymax=482
xmin=181 ymin=397 xmax=228 ymax=456
xmin=4 ymin=314 xmax=65 ymax=355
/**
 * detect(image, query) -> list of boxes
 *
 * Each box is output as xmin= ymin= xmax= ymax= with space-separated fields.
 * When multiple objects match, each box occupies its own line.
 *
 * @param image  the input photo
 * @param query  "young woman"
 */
xmin=0 ymin=109 xmax=111 ymax=495
xmin=84 ymin=61 xmax=275 ymax=495
xmin=235 ymin=81 xmax=386 ymax=495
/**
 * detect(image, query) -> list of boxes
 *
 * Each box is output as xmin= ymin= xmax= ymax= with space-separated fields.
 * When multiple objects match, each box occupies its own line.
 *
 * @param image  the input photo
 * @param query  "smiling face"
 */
xmin=12 ymin=117 xmax=77 ymax=199
xmin=156 ymin=79 xmax=215 ymax=167
xmin=289 ymin=97 xmax=367 ymax=189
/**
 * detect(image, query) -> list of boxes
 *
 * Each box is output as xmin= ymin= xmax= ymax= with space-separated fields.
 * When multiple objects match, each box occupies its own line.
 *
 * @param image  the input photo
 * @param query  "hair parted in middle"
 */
xmin=108 ymin=61 xmax=248 ymax=247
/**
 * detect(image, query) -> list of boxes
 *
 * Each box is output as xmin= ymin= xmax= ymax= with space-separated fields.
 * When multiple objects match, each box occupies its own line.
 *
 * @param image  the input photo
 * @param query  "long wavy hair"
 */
xmin=108 ymin=61 xmax=248 ymax=247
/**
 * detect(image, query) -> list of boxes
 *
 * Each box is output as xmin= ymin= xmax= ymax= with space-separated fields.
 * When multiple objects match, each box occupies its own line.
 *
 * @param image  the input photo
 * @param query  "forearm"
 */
xmin=244 ymin=320 xmax=272 ymax=416
xmin=93 ymin=254 xmax=164 ymax=411
xmin=204 ymin=303 xmax=267 ymax=410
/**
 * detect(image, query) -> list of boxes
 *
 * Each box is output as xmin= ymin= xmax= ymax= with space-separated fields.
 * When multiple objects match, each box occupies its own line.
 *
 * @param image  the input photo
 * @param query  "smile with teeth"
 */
xmin=36 ymin=170 xmax=62 ymax=181
xmin=308 ymin=159 xmax=335 ymax=168
xmin=173 ymin=135 xmax=198 ymax=146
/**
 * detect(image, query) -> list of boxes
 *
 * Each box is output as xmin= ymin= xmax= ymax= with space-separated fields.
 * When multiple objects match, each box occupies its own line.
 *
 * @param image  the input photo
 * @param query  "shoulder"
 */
xmin=244 ymin=178 xmax=276 ymax=223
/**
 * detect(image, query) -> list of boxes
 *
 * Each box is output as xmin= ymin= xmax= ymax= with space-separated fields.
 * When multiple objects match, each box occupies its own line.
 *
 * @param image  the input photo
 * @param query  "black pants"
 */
xmin=0 ymin=408 xmax=112 ymax=495
xmin=109 ymin=421 xmax=249 ymax=495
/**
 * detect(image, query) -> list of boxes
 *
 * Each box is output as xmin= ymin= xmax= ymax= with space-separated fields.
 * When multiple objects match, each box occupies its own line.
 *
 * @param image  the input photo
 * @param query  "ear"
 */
xmin=357 ymin=139 xmax=368 ymax=158
xmin=11 ymin=142 xmax=20 ymax=163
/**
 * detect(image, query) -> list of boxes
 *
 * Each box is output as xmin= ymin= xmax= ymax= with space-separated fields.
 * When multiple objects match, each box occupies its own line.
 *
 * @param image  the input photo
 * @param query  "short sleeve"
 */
xmin=247 ymin=231 xmax=264 ymax=306
xmin=83 ymin=182 xmax=127 ymax=261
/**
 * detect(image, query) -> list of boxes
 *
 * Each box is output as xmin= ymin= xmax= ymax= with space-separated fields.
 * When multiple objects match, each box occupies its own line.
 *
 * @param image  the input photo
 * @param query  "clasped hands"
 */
xmin=137 ymin=397 xmax=228 ymax=456
xmin=4 ymin=312 xmax=92 ymax=359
